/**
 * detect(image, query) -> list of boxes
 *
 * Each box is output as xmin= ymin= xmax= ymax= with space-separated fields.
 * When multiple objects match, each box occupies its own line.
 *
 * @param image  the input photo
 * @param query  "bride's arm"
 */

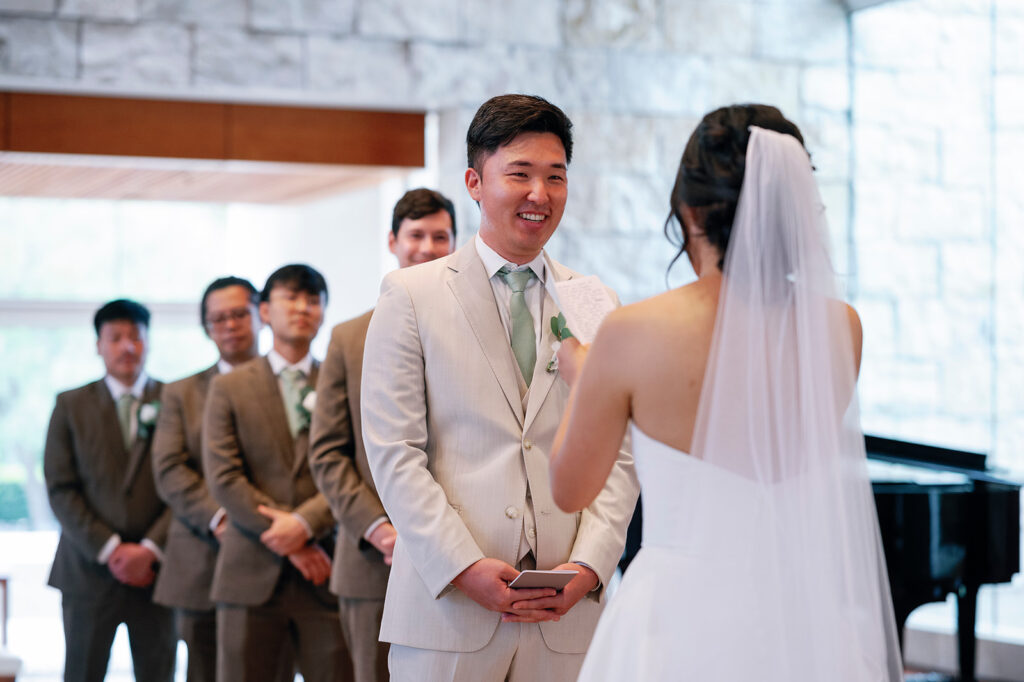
xmin=550 ymin=309 xmax=633 ymax=512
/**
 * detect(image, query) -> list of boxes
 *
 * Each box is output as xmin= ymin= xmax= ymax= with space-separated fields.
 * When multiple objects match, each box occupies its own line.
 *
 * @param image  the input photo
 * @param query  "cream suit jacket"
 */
xmin=203 ymin=356 xmax=336 ymax=607
xmin=152 ymin=365 xmax=220 ymax=611
xmin=362 ymin=239 xmax=639 ymax=654
xmin=309 ymin=310 xmax=391 ymax=599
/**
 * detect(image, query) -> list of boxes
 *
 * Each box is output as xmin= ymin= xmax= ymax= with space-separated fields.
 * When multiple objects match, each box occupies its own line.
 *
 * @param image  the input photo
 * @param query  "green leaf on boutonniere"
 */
xmin=550 ymin=312 xmax=573 ymax=341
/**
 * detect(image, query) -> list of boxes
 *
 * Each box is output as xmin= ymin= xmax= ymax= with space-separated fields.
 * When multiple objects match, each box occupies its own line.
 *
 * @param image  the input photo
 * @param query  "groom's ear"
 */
xmin=465 ymin=167 xmax=482 ymax=202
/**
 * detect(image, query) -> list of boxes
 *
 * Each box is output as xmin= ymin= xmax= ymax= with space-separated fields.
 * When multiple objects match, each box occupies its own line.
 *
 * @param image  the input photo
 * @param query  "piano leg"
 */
xmin=956 ymin=584 xmax=978 ymax=682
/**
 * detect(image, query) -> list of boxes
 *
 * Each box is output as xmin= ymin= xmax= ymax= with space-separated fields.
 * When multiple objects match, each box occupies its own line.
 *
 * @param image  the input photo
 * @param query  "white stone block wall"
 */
xmin=0 ymin=0 xmax=852 ymax=307
xmin=852 ymin=0 xmax=1024 ymax=471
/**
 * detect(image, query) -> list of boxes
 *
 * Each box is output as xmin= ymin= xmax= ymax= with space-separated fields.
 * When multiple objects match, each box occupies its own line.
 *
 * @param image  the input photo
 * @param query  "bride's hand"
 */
xmin=556 ymin=337 xmax=589 ymax=386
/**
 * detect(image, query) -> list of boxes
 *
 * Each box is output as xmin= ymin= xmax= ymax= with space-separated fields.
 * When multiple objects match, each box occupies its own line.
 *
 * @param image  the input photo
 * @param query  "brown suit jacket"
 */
xmin=152 ymin=365 xmax=220 ymax=611
xmin=309 ymin=310 xmax=390 ymax=599
xmin=203 ymin=356 xmax=336 ymax=607
xmin=44 ymin=377 xmax=171 ymax=598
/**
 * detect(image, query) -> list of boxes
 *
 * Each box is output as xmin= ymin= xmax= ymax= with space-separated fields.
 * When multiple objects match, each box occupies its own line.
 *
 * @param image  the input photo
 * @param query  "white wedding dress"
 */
xmin=577 ymin=127 xmax=903 ymax=681
xmin=578 ymin=425 xmax=893 ymax=680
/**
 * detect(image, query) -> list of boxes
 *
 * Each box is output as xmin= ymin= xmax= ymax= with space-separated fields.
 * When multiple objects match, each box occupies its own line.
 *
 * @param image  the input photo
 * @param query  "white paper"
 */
xmin=552 ymin=275 xmax=616 ymax=344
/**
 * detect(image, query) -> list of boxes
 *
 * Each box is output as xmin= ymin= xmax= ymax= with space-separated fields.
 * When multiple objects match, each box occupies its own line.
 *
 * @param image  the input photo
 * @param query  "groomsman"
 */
xmin=310 ymin=188 xmax=456 ymax=682
xmin=361 ymin=95 xmax=637 ymax=681
xmin=151 ymin=276 xmax=263 ymax=682
xmin=44 ymin=299 xmax=176 ymax=682
xmin=203 ymin=265 xmax=351 ymax=682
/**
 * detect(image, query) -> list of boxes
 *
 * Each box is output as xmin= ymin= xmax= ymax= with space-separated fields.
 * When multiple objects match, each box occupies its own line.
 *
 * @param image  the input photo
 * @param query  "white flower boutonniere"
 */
xmin=137 ymin=401 xmax=160 ymax=440
xmin=296 ymin=388 xmax=316 ymax=431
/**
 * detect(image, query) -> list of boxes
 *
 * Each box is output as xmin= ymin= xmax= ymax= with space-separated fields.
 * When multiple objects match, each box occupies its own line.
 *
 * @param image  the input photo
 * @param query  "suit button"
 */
xmin=523 ymin=440 xmax=533 ymax=450
xmin=527 ymin=527 xmax=536 ymax=538
xmin=505 ymin=506 xmax=520 ymax=519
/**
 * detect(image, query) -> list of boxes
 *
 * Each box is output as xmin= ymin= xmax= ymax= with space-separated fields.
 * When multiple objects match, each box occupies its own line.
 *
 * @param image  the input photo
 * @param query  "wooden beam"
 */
xmin=0 ymin=91 xmax=425 ymax=167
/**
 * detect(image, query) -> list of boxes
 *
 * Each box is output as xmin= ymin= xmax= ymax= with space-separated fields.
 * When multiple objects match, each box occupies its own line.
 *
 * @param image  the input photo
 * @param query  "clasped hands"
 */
xmin=452 ymin=557 xmax=598 ymax=624
xmin=108 ymin=542 xmax=158 ymax=587
xmin=258 ymin=504 xmax=331 ymax=586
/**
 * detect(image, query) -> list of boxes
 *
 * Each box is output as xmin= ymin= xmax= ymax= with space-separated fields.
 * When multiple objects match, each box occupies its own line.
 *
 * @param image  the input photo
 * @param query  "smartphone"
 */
xmin=507 ymin=569 xmax=578 ymax=590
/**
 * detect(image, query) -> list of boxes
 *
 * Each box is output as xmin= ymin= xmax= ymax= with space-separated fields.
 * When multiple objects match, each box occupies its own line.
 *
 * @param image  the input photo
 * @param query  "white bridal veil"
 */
xmin=689 ymin=127 xmax=904 ymax=680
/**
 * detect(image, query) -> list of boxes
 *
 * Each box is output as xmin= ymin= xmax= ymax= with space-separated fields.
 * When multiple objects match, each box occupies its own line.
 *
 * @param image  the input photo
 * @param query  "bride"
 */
xmin=549 ymin=104 xmax=904 ymax=680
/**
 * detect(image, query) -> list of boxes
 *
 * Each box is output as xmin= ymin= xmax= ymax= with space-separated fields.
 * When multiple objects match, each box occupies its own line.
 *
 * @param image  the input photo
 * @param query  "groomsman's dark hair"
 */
xmin=391 ymin=188 xmax=457 ymax=238
xmin=466 ymin=94 xmax=574 ymax=172
xmin=200 ymin=276 xmax=258 ymax=328
xmin=93 ymin=299 xmax=150 ymax=336
xmin=260 ymin=264 xmax=329 ymax=304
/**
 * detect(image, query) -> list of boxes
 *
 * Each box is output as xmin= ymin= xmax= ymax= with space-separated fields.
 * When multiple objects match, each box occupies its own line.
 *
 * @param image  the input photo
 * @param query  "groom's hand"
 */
xmin=453 ymin=558 xmax=558 ymax=622
xmin=505 ymin=563 xmax=599 ymax=622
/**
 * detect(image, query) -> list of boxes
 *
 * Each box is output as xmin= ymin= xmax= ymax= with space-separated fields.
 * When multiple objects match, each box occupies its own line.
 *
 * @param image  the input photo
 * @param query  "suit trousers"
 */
xmin=338 ymin=597 xmax=389 ymax=682
xmin=61 ymin=590 xmax=176 ymax=682
xmin=176 ymin=608 xmax=217 ymax=682
xmin=216 ymin=568 xmax=350 ymax=682
xmin=387 ymin=620 xmax=585 ymax=682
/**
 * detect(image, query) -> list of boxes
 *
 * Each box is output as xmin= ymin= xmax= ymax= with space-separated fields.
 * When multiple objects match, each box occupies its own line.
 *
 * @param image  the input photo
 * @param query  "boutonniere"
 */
xmin=296 ymin=388 xmax=316 ymax=431
xmin=137 ymin=401 xmax=160 ymax=440
xmin=546 ymin=313 xmax=574 ymax=373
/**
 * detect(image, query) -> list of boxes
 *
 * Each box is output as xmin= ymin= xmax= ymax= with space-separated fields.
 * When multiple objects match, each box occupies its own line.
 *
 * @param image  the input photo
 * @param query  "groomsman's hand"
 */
xmin=367 ymin=522 xmax=398 ymax=565
xmin=505 ymin=563 xmax=599 ymax=622
xmin=258 ymin=505 xmax=310 ymax=556
xmin=109 ymin=542 xmax=158 ymax=588
xmin=288 ymin=544 xmax=332 ymax=585
xmin=453 ymin=558 xmax=558 ymax=622
xmin=555 ymin=338 xmax=589 ymax=387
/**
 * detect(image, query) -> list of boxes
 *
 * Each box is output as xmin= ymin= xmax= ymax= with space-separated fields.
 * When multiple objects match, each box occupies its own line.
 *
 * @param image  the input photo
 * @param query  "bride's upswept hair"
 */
xmin=665 ymin=104 xmax=806 ymax=274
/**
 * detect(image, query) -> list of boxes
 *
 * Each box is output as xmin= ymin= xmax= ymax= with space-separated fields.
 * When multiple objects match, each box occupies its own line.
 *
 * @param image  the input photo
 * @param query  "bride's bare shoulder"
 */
xmin=598 ymin=280 xmax=717 ymax=343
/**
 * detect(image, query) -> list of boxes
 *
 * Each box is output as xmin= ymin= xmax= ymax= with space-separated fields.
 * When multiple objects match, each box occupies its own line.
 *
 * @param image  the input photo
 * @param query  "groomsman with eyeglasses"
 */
xmin=203 ymin=264 xmax=352 ymax=682
xmin=152 ymin=276 xmax=276 ymax=682
xmin=44 ymin=298 xmax=176 ymax=682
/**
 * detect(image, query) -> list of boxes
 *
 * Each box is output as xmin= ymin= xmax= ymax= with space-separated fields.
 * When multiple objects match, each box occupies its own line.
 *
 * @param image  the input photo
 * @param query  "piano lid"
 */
xmin=866 ymin=434 xmax=987 ymax=471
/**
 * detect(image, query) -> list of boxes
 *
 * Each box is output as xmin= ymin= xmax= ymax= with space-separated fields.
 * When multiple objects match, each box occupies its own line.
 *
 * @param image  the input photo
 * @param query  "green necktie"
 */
xmin=499 ymin=266 xmax=537 ymax=386
xmin=279 ymin=368 xmax=306 ymax=438
xmin=116 ymin=393 xmax=134 ymax=449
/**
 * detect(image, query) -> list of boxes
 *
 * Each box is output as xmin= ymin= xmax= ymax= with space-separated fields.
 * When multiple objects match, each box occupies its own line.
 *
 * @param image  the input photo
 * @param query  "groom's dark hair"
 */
xmin=94 ymin=299 xmax=150 ymax=336
xmin=261 ymin=264 xmax=329 ymax=305
xmin=466 ymin=94 xmax=574 ymax=172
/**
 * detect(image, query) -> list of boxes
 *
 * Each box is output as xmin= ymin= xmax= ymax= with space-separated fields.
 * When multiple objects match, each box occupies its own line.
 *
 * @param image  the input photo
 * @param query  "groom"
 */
xmin=361 ymin=94 xmax=638 ymax=681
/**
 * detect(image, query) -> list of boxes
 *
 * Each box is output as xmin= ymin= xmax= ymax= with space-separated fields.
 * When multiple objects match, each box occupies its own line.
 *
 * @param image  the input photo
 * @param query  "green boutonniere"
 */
xmin=546 ymin=313 xmax=574 ymax=372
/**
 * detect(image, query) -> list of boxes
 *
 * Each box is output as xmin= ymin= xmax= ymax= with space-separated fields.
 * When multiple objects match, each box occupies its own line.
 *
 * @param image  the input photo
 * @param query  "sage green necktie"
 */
xmin=279 ymin=368 xmax=306 ymax=438
xmin=499 ymin=266 xmax=537 ymax=386
xmin=116 ymin=393 xmax=134 ymax=449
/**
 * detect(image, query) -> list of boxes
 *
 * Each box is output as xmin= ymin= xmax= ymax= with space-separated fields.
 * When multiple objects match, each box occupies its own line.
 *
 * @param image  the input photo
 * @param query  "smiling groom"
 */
xmin=361 ymin=94 xmax=638 ymax=682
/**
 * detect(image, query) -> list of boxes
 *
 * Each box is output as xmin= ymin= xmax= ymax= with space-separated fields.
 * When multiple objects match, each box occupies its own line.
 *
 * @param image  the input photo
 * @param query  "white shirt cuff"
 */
xmin=209 ymin=507 xmax=227 ymax=533
xmin=97 ymin=534 xmax=122 ymax=564
xmin=291 ymin=512 xmax=314 ymax=539
xmin=363 ymin=516 xmax=390 ymax=541
xmin=141 ymin=538 xmax=165 ymax=564
xmin=571 ymin=561 xmax=601 ymax=592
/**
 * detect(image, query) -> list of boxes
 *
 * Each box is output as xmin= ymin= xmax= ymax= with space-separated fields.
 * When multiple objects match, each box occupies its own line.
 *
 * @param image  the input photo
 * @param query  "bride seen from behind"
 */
xmin=550 ymin=104 xmax=904 ymax=680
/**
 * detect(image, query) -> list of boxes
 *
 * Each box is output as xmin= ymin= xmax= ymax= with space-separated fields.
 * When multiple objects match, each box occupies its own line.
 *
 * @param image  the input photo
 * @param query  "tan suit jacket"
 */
xmin=45 ymin=378 xmax=171 ymax=597
xmin=362 ymin=239 xmax=638 ymax=654
xmin=203 ymin=356 xmax=336 ymax=607
xmin=152 ymin=365 xmax=220 ymax=611
xmin=309 ymin=311 xmax=390 ymax=599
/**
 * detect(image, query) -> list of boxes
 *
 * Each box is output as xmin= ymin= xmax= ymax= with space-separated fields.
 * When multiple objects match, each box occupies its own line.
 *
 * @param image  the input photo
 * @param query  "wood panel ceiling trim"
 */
xmin=1 ymin=91 xmax=425 ymax=168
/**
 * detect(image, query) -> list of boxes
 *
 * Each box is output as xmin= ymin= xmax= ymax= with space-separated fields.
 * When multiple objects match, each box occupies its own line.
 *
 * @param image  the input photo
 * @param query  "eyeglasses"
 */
xmin=205 ymin=308 xmax=252 ymax=329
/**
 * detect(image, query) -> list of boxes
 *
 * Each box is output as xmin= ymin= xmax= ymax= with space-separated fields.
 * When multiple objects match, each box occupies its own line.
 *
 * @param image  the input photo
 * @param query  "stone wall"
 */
xmin=0 ymin=0 xmax=851 ymax=304
xmin=851 ymin=0 xmax=1024 ymax=466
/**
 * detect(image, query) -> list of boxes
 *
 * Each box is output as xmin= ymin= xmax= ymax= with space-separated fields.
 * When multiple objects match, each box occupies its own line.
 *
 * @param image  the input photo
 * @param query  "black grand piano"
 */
xmin=868 ymin=435 xmax=1021 ymax=682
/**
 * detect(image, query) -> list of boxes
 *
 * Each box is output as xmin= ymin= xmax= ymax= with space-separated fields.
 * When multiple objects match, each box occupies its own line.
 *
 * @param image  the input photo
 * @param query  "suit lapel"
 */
xmin=523 ymin=256 xmax=573 ymax=434
xmin=93 ymin=380 xmax=125 ymax=469
xmin=254 ymin=357 xmax=296 ymax=467
xmin=291 ymin=361 xmax=319 ymax=476
xmin=447 ymin=242 xmax=525 ymax=427
xmin=122 ymin=378 xmax=160 ymax=492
